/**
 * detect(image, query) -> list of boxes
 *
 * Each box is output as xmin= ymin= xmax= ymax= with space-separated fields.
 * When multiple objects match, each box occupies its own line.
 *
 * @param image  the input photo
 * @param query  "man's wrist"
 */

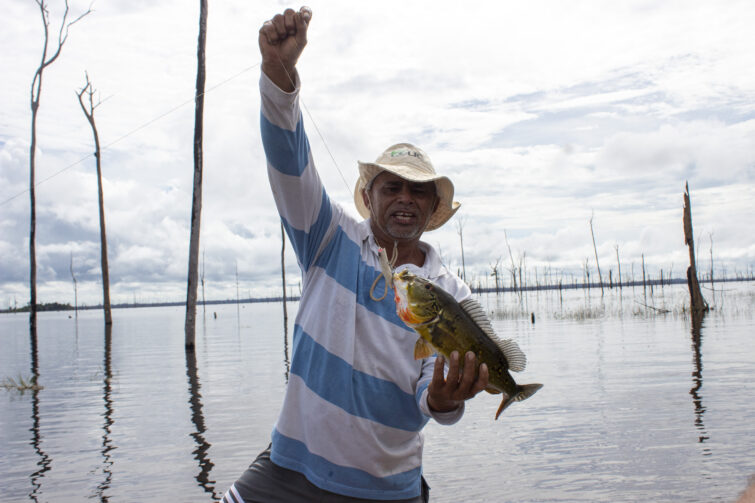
xmin=261 ymin=62 xmax=296 ymax=92
xmin=427 ymin=395 xmax=461 ymax=413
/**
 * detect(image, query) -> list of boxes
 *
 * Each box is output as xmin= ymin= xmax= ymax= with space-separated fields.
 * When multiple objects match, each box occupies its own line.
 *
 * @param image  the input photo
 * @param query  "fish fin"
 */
xmin=459 ymin=298 xmax=527 ymax=372
xmin=414 ymin=337 xmax=434 ymax=360
xmin=495 ymin=383 xmax=543 ymax=419
xmin=515 ymin=383 xmax=543 ymax=402
xmin=498 ymin=339 xmax=527 ymax=372
xmin=495 ymin=395 xmax=514 ymax=419
xmin=485 ymin=386 xmax=502 ymax=395
xmin=460 ymin=298 xmax=496 ymax=335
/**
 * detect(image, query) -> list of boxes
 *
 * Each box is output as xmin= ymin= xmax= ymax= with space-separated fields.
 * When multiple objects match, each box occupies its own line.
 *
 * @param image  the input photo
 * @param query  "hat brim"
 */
xmin=354 ymin=161 xmax=460 ymax=231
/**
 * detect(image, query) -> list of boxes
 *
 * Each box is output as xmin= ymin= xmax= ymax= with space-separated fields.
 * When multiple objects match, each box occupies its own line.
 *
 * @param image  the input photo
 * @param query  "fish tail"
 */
xmin=495 ymin=383 xmax=544 ymax=419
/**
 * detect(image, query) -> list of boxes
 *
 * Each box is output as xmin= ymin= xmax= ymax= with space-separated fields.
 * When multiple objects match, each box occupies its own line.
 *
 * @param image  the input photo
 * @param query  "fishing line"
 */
xmin=275 ymin=56 xmax=352 ymax=195
xmin=0 ymin=62 xmax=260 ymax=209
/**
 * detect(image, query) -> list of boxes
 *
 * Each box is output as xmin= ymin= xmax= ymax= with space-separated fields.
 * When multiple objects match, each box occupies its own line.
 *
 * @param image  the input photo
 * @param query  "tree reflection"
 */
xmin=283 ymin=313 xmax=290 ymax=384
xmin=186 ymin=349 xmax=220 ymax=500
xmin=689 ymin=311 xmax=710 ymax=450
xmin=28 ymin=325 xmax=51 ymax=502
xmin=95 ymin=324 xmax=115 ymax=501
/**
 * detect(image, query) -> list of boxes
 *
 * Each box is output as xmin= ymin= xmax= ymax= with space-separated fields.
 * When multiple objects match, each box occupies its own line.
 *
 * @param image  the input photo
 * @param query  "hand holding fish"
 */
xmin=427 ymin=351 xmax=489 ymax=413
xmin=393 ymin=269 xmax=543 ymax=419
xmin=258 ymin=6 xmax=312 ymax=91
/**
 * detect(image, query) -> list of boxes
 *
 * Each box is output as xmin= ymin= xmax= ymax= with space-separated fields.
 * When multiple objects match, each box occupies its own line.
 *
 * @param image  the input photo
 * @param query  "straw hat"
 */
xmin=354 ymin=143 xmax=460 ymax=231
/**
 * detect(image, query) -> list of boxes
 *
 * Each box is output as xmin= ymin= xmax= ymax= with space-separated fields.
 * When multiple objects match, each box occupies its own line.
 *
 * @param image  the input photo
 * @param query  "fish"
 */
xmin=392 ymin=268 xmax=543 ymax=419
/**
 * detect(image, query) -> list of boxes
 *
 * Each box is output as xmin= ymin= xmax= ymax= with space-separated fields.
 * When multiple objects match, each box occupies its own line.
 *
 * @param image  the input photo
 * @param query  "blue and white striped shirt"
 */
xmin=260 ymin=71 xmax=470 ymax=501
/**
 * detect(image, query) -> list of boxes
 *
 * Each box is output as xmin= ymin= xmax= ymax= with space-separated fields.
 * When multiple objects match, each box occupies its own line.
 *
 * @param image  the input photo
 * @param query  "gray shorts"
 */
xmin=222 ymin=445 xmax=430 ymax=503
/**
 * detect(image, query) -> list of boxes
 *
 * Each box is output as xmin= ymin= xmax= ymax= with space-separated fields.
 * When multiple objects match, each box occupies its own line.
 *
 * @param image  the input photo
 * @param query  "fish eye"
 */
xmin=424 ymin=284 xmax=432 ymax=290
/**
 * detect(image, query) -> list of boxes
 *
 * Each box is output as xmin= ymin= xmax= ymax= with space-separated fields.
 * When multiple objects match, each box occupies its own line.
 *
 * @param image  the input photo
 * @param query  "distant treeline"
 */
xmin=2 ymin=274 xmax=753 ymax=314
xmin=471 ymin=274 xmax=753 ymax=295
xmin=5 ymin=302 xmax=75 ymax=313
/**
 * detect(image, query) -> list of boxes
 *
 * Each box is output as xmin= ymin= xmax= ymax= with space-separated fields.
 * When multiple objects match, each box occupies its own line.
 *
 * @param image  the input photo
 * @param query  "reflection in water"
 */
xmin=28 ymin=326 xmax=51 ymax=502
xmin=96 ymin=325 xmax=115 ymax=501
xmin=283 ymin=313 xmax=290 ymax=384
xmin=186 ymin=349 xmax=220 ymax=500
xmin=689 ymin=311 xmax=711 ymax=452
xmin=281 ymin=222 xmax=290 ymax=384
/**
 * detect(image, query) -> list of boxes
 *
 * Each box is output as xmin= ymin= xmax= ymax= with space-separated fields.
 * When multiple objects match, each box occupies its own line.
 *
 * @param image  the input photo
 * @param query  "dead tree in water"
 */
xmin=583 ymin=257 xmax=590 ymax=291
xmin=683 ymin=182 xmax=708 ymax=313
xmin=28 ymin=0 xmax=91 ymax=332
xmin=490 ymin=257 xmax=501 ymax=293
xmin=589 ymin=213 xmax=604 ymax=295
xmin=455 ymin=217 xmax=467 ymax=283
xmin=185 ymin=0 xmax=209 ymax=350
xmin=77 ymin=73 xmax=112 ymax=326
xmin=614 ymin=244 xmax=622 ymax=289
xmin=503 ymin=230 xmax=518 ymax=294
xmin=641 ymin=253 xmax=647 ymax=297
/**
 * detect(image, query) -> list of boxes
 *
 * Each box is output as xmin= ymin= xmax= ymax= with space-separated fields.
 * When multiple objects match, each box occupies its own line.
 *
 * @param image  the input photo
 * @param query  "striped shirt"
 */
xmin=260 ymin=71 xmax=470 ymax=501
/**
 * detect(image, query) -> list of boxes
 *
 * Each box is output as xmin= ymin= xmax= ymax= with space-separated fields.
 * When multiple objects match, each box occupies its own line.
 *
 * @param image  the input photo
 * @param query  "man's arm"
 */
xmin=258 ymin=7 xmax=312 ymax=92
xmin=259 ymin=6 xmax=338 ymax=273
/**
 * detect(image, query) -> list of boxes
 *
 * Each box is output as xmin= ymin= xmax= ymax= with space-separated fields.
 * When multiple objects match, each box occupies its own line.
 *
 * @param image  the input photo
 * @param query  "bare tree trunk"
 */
xmin=503 ymin=230 xmax=518 ymax=293
xmin=185 ymin=0 xmax=208 ymax=350
xmin=683 ymin=182 xmax=708 ymax=313
xmin=28 ymin=0 xmax=91 ymax=332
xmin=615 ymin=244 xmax=622 ymax=289
xmin=77 ymin=73 xmax=112 ymax=326
xmin=583 ymin=257 xmax=590 ymax=290
xmin=455 ymin=217 xmax=467 ymax=282
xmin=490 ymin=257 xmax=501 ymax=294
xmin=589 ymin=213 xmax=604 ymax=295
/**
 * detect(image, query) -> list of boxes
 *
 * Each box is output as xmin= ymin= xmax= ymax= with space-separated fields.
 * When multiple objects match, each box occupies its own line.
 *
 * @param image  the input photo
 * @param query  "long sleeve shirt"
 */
xmin=259 ymin=70 xmax=470 ymax=500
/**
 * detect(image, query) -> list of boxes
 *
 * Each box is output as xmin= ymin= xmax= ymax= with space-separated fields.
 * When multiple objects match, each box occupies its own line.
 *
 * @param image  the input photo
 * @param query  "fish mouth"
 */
xmin=393 ymin=272 xmax=423 ymax=325
xmin=393 ymin=271 xmax=431 ymax=325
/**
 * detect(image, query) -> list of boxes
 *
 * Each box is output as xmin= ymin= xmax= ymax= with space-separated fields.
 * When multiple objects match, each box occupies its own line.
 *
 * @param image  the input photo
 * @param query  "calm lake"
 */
xmin=1 ymin=282 xmax=753 ymax=502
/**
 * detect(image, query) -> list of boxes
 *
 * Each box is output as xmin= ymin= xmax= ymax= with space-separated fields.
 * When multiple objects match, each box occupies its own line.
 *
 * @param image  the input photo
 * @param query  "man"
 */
xmin=221 ymin=7 xmax=489 ymax=502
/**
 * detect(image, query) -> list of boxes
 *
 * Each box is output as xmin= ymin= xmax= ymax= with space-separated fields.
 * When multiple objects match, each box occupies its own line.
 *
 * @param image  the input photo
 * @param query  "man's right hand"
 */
xmin=259 ymin=6 xmax=312 ymax=92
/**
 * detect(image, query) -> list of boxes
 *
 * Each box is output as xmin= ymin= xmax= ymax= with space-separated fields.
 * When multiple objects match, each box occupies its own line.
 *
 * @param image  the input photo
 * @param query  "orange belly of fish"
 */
xmin=397 ymin=306 xmax=424 ymax=325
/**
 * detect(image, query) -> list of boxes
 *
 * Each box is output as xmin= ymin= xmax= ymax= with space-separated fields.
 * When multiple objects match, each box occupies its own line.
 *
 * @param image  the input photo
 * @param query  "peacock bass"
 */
xmin=392 ymin=268 xmax=543 ymax=419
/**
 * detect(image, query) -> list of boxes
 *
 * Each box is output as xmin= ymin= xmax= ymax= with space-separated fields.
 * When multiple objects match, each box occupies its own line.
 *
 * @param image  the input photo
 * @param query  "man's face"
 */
xmin=363 ymin=172 xmax=439 ymax=242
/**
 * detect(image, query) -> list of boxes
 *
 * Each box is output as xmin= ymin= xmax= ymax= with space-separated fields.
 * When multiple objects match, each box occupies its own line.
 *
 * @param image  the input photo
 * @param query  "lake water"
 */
xmin=1 ymin=282 xmax=753 ymax=502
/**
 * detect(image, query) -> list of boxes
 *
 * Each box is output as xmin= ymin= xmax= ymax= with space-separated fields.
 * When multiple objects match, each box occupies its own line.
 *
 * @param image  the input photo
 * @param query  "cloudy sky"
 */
xmin=1 ymin=0 xmax=754 ymax=307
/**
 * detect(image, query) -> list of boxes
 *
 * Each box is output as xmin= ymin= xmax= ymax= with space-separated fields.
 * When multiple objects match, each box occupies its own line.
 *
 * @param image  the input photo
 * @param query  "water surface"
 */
xmin=1 ymin=284 xmax=753 ymax=502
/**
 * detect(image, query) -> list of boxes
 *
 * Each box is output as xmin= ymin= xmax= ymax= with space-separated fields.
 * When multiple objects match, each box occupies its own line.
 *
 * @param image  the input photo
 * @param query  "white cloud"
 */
xmin=1 ymin=0 xmax=754 ymax=307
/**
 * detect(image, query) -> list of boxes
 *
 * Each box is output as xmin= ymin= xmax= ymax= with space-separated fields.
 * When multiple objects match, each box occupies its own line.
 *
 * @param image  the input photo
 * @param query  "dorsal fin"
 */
xmin=459 ymin=297 xmax=527 ymax=372
xmin=460 ymin=297 xmax=495 ymax=335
